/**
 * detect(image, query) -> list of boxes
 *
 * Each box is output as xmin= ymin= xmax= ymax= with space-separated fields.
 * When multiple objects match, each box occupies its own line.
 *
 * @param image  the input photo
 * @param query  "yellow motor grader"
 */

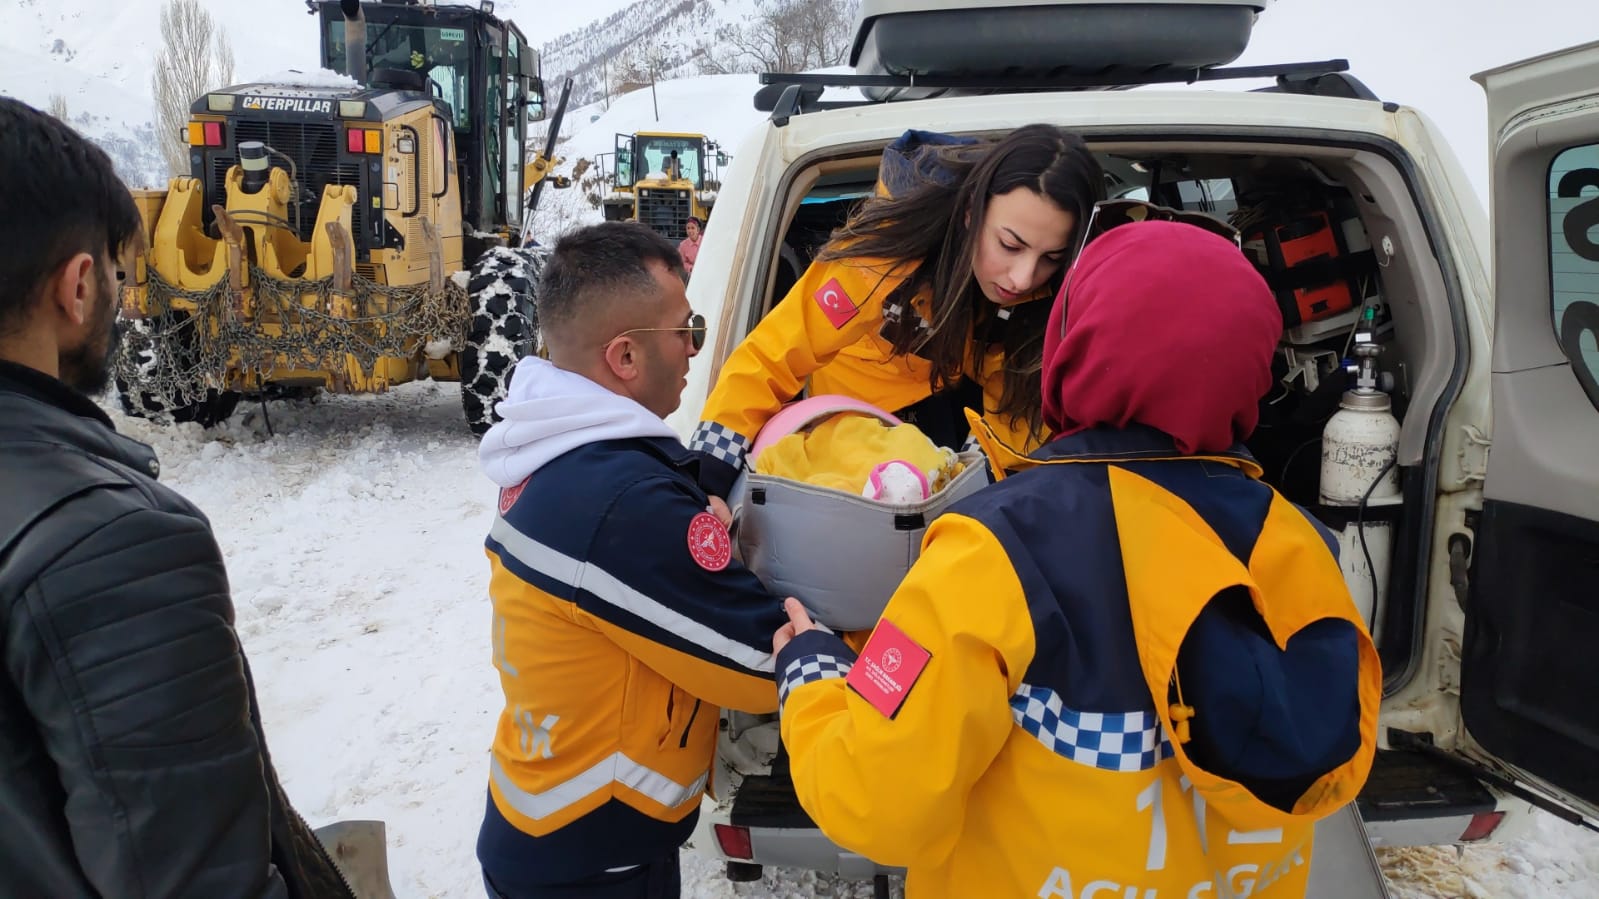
xmin=116 ymin=0 xmax=573 ymax=434
xmin=600 ymin=131 xmax=726 ymax=240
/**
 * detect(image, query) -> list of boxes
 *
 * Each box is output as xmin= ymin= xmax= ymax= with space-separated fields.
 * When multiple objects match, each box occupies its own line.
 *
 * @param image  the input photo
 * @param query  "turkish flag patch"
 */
xmin=846 ymin=619 xmax=931 ymax=719
xmin=813 ymin=277 xmax=859 ymax=329
xmin=498 ymin=478 xmax=529 ymax=516
xmin=687 ymin=511 xmax=732 ymax=571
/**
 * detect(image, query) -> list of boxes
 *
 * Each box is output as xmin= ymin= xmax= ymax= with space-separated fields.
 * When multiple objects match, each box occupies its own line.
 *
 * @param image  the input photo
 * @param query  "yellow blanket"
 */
xmin=753 ymin=413 xmax=963 ymax=500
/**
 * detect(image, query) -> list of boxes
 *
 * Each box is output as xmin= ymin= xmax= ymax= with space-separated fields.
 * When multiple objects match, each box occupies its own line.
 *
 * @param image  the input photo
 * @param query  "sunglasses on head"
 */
xmin=1058 ymin=198 xmax=1243 ymax=337
xmin=605 ymin=312 xmax=708 ymax=351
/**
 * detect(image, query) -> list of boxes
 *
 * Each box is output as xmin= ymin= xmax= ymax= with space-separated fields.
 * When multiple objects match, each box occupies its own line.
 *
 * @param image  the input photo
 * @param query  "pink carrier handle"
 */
xmin=747 ymin=394 xmax=903 ymax=464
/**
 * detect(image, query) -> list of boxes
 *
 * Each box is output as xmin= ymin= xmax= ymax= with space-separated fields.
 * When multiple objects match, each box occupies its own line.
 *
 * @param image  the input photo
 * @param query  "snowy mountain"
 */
xmin=534 ymin=0 xmax=856 ymax=110
xmin=0 ymin=0 xmax=852 ymax=190
xmin=0 ymin=0 xmax=320 ymax=187
xmin=0 ymin=0 xmax=1585 ymax=205
xmin=536 ymin=0 xmax=732 ymax=108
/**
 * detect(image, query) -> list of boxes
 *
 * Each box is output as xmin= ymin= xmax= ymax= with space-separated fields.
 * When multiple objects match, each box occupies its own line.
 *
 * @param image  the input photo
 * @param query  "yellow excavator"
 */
xmin=117 ymin=0 xmax=574 ymax=434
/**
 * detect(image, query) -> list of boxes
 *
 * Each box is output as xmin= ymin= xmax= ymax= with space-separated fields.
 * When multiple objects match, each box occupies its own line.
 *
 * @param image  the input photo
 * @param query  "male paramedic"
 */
xmin=475 ymin=221 xmax=792 ymax=899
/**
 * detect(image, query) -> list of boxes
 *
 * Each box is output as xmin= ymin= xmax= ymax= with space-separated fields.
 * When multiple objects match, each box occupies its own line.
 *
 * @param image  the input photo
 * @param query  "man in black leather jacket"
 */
xmin=0 ymin=98 xmax=355 ymax=898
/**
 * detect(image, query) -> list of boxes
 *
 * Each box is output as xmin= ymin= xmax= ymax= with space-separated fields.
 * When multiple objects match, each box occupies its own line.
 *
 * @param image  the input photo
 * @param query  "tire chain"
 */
xmin=460 ymin=245 xmax=546 ymax=434
xmin=115 ymin=265 xmax=470 ymax=407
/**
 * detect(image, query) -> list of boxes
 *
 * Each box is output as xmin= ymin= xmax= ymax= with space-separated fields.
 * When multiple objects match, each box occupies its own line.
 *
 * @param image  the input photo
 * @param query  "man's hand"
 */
xmin=707 ymin=496 xmax=733 ymax=529
xmin=773 ymin=597 xmax=824 ymax=655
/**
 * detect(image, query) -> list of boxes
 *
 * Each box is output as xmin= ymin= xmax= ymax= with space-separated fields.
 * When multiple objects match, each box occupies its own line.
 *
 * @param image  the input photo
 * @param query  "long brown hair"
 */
xmin=816 ymin=124 xmax=1104 ymax=438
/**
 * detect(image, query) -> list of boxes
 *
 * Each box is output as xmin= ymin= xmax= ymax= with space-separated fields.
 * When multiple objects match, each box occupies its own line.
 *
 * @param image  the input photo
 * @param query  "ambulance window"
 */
xmin=1174 ymin=178 xmax=1238 ymax=217
xmin=1548 ymin=143 xmax=1599 ymax=410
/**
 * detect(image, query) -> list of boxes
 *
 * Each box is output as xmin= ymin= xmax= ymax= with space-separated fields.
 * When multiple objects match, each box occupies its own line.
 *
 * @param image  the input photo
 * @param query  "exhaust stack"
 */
xmin=339 ymin=0 xmax=367 ymax=83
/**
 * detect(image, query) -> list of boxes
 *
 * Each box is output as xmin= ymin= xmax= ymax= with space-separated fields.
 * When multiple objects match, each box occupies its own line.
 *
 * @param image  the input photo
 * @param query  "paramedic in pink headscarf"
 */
xmin=766 ymin=219 xmax=1381 ymax=899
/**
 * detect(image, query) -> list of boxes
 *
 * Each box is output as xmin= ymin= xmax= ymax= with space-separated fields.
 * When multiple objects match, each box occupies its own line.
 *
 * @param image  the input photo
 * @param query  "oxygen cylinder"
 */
xmin=1319 ymin=343 xmax=1402 ymax=633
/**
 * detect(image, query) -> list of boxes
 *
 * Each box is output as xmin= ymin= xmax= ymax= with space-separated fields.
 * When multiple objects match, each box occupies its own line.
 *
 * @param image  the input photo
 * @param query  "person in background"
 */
xmin=678 ymin=216 xmax=702 ymax=277
xmin=0 ymin=96 xmax=355 ymax=899
xmin=768 ymin=218 xmax=1381 ymax=899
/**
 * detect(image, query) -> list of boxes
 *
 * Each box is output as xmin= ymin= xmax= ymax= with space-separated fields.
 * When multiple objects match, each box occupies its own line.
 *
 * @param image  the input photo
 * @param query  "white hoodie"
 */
xmin=478 ymin=356 xmax=679 ymax=489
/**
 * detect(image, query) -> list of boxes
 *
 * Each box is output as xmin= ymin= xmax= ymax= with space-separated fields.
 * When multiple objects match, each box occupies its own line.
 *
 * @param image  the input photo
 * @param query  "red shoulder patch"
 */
xmin=498 ymin=478 xmax=529 ymax=516
xmin=687 ymin=511 xmax=732 ymax=571
xmin=846 ymin=619 xmax=931 ymax=718
xmin=813 ymin=277 xmax=860 ymax=329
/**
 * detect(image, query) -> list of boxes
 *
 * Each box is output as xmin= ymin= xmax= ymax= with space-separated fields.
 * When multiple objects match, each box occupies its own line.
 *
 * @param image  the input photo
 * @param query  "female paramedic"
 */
xmin=768 ymin=219 xmax=1382 ymax=899
xmin=687 ymin=124 xmax=1105 ymax=498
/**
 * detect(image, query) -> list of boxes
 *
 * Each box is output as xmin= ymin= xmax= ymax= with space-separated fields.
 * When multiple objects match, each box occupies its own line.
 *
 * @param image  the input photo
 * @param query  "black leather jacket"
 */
xmin=0 ymin=360 xmax=354 ymax=899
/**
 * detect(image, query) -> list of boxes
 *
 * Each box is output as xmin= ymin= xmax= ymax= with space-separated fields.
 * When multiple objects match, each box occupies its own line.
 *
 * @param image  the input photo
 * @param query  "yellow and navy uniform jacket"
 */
xmin=478 ymin=433 xmax=786 ymax=888
xmin=774 ymin=426 xmax=1382 ymax=899
xmin=689 ymin=253 xmax=1050 ymax=497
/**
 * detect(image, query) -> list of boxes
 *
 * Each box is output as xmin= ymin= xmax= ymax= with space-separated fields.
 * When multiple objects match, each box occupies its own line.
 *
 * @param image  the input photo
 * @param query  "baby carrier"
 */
xmin=730 ymin=396 xmax=989 ymax=632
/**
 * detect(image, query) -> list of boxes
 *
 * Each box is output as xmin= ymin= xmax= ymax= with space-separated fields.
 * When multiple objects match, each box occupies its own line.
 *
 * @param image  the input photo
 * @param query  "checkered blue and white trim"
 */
xmin=1009 ymin=683 xmax=1173 ymax=772
xmin=778 ymin=653 xmax=852 ymax=708
xmin=960 ymin=432 xmax=983 ymax=455
xmin=689 ymin=420 xmax=752 ymax=471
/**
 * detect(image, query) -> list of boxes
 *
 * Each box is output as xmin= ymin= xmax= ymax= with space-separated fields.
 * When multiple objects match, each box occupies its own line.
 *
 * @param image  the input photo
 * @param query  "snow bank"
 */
xmin=96 ymin=383 xmax=1599 ymax=899
xmin=248 ymin=68 xmax=359 ymax=89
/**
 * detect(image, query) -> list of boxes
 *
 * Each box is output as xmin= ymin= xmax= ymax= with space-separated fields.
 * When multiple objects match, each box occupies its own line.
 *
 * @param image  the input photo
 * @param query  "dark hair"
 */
xmin=537 ymin=221 xmax=685 ymax=343
xmin=0 ymin=98 xmax=141 ymax=336
xmin=816 ymin=124 xmax=1104 ymax=438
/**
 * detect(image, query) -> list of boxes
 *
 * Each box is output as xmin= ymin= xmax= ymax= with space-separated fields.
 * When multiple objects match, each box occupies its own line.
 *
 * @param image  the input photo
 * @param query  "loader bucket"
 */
xmin=314 ymin=819 xmax=398 ymax=899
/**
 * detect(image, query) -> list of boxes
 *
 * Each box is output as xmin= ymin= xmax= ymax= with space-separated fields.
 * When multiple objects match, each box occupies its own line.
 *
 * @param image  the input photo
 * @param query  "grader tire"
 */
xmin=461 ymin=246 xmax=543 ymax=435
xmin=114 ymin=313 xmax=241 ymax=428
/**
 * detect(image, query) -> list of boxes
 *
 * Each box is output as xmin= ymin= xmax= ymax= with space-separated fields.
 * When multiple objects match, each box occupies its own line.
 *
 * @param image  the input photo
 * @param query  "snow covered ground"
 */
xmin=9 ymin=0 xmax=1591 ymax=892
xmin=97 ymin=383 xmax=1599 ymax=899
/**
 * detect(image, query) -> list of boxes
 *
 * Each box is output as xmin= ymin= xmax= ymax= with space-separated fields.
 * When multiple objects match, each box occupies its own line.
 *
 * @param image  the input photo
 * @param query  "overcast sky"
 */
xmin=517 ymin=0 xmax=640 ymax=46
xmin=523 ymin=0 xmax=1592 ymax=203
xmin=1235 ymin=0 xmax=1592 ymax=204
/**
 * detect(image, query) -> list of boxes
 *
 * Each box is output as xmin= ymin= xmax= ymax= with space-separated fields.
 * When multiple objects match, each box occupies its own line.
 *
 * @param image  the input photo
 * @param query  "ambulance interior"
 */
xmin=746 ymin=138 xmax=1462 ymax=690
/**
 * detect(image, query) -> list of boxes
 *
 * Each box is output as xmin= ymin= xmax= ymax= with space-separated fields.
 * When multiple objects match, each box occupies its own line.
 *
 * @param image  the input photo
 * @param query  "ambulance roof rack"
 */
xmin=754 ymin=59 xmax=1382 ymax=125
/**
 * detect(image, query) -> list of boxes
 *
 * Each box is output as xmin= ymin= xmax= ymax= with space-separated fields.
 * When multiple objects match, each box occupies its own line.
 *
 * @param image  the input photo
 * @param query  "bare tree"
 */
xmin=47 ymin=94 xmax=69 ymax=121
xmin=215 ymin=27 xmax=235 ymax=87
xmin=606 ymin=28 xmax=671 ymax=122
xmin=699 ymin=11 xmax=793 ymax=75
xmin=608 ymin=40 xmax=652 ymax=96
xmin=791 ymin=0 xmax=855 ymax=70
xmin=698 ymin=0 xmax=858 ymax=75
xmin=151 ymin=0 xmax=235 ymax=178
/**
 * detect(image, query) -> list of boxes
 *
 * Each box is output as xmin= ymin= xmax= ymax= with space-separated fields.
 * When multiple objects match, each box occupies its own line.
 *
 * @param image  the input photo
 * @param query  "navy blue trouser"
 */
xmin=482 ymin=851 xmax=681 ymax=899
